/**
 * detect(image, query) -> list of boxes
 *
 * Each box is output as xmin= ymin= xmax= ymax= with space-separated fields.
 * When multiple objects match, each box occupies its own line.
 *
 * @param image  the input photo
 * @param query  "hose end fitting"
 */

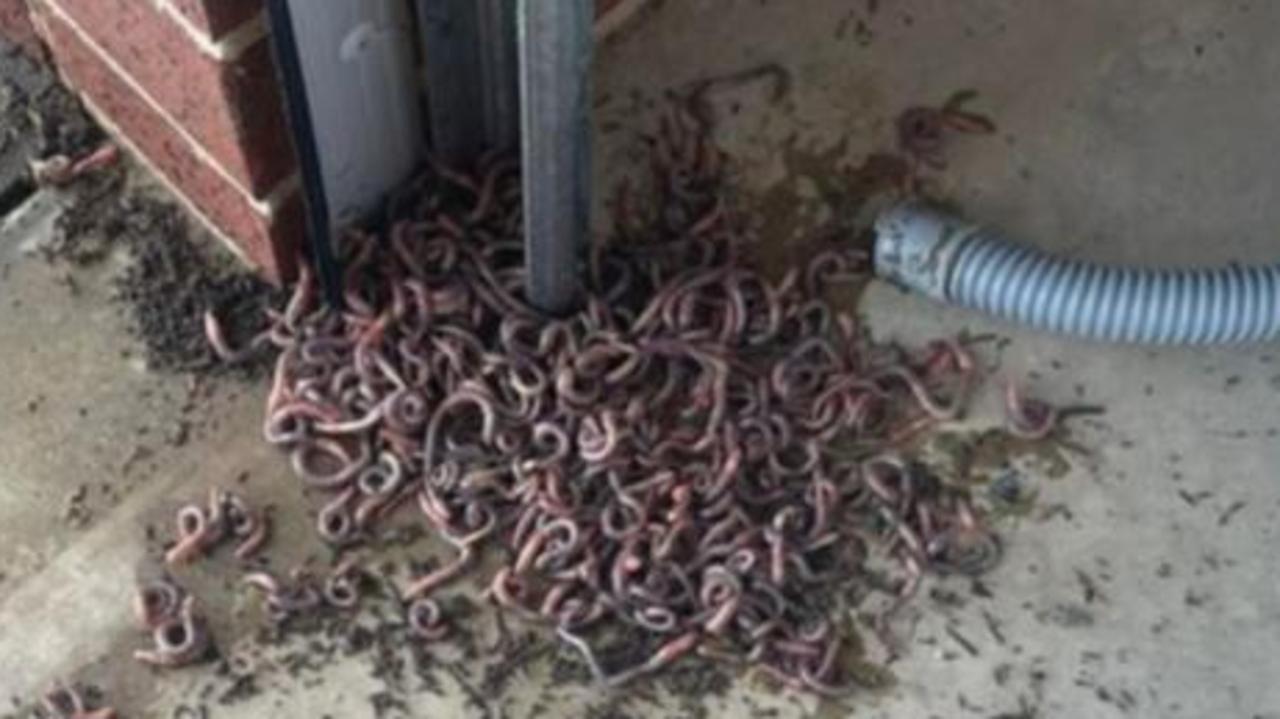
xmin=873 ymin=201 xmax=977 ymax=302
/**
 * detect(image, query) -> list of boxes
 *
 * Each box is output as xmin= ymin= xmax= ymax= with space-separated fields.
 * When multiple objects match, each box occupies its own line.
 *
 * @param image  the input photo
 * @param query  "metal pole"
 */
xmin=264 ymin=0 xmax=343 ymax=305
xmin=418 ymin=0 xmax=485 ymax=167
xmin=518 ymin=0 xmax=591 ymax=315
xmin=477 ymin=0 xmax=520 ymax=151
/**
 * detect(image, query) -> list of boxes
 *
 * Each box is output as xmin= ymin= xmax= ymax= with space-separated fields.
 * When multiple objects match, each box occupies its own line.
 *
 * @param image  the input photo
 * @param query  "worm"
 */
xmin=290 ymin=438 xmax=369 ymax=489
xmin=133 ymin=596 xmax=208 ymax=668
xmin=317 ymin=487 xmax=359 ymax=546
xmin=203 ymin=309 xmax=269 ymax=364
xmin=407 ymin=597 xmax=449 ymax=640
xmin=133 ymin=578 xmax=184 ymax=630
xmin=164 ymin=504 xmax=211 ymax=566
xmin=323 ymin=556 xmax=364 ymax=609
xmin=1004 ymin=381 xmax=1059 ymax=440
xmin=402 ymin=546 xmax=475 ymax=600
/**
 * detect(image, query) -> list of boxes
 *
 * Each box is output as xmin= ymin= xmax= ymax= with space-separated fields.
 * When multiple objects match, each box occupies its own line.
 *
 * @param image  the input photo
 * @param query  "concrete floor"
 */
xmin=4 ymin=1 xmax=1280 ymax=716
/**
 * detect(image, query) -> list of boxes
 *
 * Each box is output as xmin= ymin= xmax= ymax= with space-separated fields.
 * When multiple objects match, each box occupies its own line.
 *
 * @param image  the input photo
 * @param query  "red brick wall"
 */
xmin=28 ymin=0 xmax=301 ymax=281
xmin=18 ymin=0 xmax=644 ymax=284
xmin=0 ymin=0 xmax=41 ymax=58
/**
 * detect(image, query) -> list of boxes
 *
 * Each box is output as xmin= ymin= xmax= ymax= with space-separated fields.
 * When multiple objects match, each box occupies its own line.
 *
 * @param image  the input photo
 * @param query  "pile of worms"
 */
xmin=209 ymin=110 xmax=1014 ymax=695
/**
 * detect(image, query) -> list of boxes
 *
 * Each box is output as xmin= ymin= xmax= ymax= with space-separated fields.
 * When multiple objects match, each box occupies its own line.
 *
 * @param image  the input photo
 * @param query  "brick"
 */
xmin=166 ymin=0 xmax=262 ymax=41
xmin=34 ymin=5 xmax=299 ymax=281
xmin=0 ymin=0 xmax=43 ymax=59
xmin=41 ymin=0 xmax=294 ymax=197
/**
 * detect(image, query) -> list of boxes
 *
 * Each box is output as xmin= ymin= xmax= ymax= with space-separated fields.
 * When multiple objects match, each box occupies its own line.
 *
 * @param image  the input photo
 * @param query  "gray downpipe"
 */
xmin=873 ymin=202 xmax=1280 ymax=345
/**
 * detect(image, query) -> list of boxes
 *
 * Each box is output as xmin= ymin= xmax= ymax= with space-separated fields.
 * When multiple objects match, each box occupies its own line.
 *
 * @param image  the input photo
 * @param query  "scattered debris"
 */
xmin=1217 ymin=500 xmax=1247 ymax=527
xmin=106 ymin=194 xmax=281 ymax=376
xmin=61 ymin=484 xmax=91 ymax=527
xmin=39 ymin=683 xmax=116 ymax=719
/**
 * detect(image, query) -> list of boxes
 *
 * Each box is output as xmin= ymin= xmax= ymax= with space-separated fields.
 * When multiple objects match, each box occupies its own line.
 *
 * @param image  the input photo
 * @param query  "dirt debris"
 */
xmin=33 ymin=171 xmax=283 ymax=377
xmin=1 ymin=39 xmax=279 ymax=380
xmin=0 ymin=39 xmax=102 ymax=217
xmin=105 ymin=190 xmax=281 ymax=377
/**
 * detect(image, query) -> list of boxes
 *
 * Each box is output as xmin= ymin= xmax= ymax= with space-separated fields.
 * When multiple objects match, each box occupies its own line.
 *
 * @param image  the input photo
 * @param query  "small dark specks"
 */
xmin=852 ymin=19 xmax=875 ymax=46
xmin=1223 ymin=375 xmax=1242 ymax=389
xmin=1118 ymin=439 xmax=1135 ymax=450
xmin=1143 ymin=384 xmax=1155 ymax=397
xmin=1268 ymin=374 xmax=1280 ymax=391
xmin=1217 ymin=500 xmax=1247 ymax=527
xmin=1177 ymin=489 xmax=1212 ymax=507
xmin=982 ymin=610 xmax=1007 ymax=645
xmin=1208 ymin=428 xmax=1251 ymax=439
xmin=1193 ymin=44 xmax=1205 ymax=56
xmin=1074 ymin=383 xmax=1086 ymax=398
xmin=956 ymin=693 xmax=983 ymax=713
xmin=1075 ymin=569 xmax=1105 ymax=604
xmin=1184 ymin=589 xmax=1209 ymax=608
xmin=1266 ymin=428 xmax=1278 ymax=438
xmin=1169 ymin=471 xmax=1184 ymax=482
xmin=1037 ymin=604 xmax=1094 ymax=628
xmin=1259 ymin=353 xmax=1274 ymax=364
xmin=945 ymin=624 xmax=979 ymax=657
xmin=834 ymin=14 xmax=851 ymax=38
xmin=1156 ymin=562 xmax=1173 ymax=579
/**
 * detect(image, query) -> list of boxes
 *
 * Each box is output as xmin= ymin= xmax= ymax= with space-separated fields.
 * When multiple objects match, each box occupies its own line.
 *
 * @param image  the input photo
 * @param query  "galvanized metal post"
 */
xmin=418 ymin=0 xmax=484 ymax=167
xmin=477 ymin=0 xmax=520 ymax=152
xmin=264 ymin=0 xmax=342 ymax=305
xmin=419 ymin=0 xmax=519 ymax=161
xmin=518 ymin=0 xmax=591 ymax=315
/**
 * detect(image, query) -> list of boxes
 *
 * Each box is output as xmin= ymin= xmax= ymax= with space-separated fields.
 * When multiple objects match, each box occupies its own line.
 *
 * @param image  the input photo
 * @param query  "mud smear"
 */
xmin=745 ymin=137 xmax=905 ymax=308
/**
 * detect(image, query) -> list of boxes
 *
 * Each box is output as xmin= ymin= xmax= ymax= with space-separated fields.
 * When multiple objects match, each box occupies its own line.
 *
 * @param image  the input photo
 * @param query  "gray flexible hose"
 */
xmin=873 ymin=202 xmax=1280 ymax=345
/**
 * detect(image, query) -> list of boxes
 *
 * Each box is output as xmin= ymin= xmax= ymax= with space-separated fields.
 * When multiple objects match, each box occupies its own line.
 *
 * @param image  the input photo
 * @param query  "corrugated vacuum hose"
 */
xmin=874 ymin=202 xmax=1280 ymax=345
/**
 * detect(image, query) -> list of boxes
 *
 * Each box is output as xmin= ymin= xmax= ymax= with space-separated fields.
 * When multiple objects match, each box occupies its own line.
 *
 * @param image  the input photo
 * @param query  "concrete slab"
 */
xmin=2 ymin=1 xmax=1280 ymax=718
